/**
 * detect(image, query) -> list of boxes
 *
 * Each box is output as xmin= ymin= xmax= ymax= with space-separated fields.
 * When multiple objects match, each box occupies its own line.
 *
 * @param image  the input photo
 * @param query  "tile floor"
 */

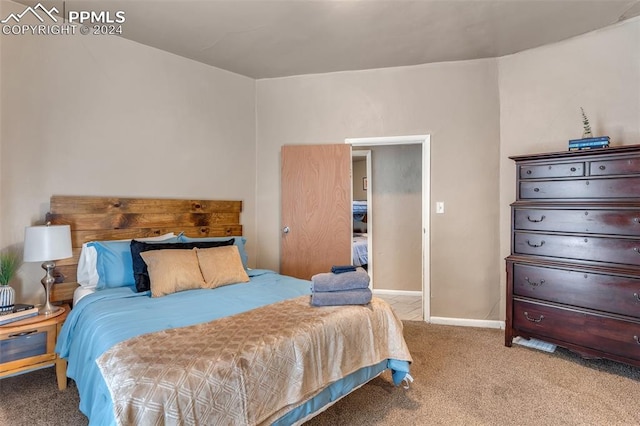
xmin=375 ymin=294 xmax=423 ymax=321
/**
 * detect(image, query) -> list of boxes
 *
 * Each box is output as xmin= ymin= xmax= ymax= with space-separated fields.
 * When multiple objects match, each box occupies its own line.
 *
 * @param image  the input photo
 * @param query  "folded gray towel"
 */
xmin=311 ymin=269 xmax=370 ymax=292
xmin=310 ymin=289 xmax=372 ymax=306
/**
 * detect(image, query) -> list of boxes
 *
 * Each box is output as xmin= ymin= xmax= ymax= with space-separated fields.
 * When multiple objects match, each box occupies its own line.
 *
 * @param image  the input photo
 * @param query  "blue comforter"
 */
xmin=56 ymin=269 xmax=409 ymax=425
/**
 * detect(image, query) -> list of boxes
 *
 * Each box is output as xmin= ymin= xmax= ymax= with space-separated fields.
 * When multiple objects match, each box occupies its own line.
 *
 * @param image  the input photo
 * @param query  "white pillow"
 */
xmin=77 ymin=243 xmax=99 ymax=287
xmin=76 ymin=232 xmax=177 ymax=287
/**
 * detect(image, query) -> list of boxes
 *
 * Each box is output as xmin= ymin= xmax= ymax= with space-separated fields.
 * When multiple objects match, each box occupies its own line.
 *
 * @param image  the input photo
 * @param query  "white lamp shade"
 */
xmin=23 ymin=225 xmax=73 ymax=262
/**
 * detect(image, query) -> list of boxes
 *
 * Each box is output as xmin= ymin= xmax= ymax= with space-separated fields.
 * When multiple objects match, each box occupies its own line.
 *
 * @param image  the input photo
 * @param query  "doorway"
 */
xmin=346 ymin=135 xmax=430 ymax=321
xmin=351 ymin=150 xmax=372 ymax=284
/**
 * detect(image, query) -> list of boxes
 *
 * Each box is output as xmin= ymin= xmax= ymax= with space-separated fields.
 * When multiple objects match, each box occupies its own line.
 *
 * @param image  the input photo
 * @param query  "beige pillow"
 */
xmin=140 ymin=249 xmax=206 ymax=297
xmin=196 ymin=245 xmax=250 ymax=289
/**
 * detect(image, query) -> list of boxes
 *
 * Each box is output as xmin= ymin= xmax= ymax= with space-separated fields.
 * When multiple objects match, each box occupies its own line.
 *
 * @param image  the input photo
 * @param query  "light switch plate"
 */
xmin=436 ymin=201 xmax=445 ymax=214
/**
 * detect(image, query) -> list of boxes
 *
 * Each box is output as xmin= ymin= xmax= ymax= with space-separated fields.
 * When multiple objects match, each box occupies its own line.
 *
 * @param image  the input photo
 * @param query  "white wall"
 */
xmin=0 ymin=1 xmax=256 ymax=304
xmin=256 ymin=59 xmax=501 ymax=319
xmin=498 ymin=17 xmax=640 ymax=320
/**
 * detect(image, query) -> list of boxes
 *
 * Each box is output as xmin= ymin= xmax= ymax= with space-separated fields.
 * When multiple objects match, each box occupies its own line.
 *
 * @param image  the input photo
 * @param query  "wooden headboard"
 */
xmin=46 ymin=196 xmax=243 ymax=304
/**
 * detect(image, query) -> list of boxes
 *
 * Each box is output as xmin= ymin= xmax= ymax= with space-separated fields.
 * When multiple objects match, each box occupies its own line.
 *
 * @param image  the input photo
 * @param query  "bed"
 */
xmin=48 ymin=196 xmax=412 ymax=425
xmin=352 ymin=201 xmax=368 ymax=267
xmin=353 ymin=233 xmax=368 ymax=268
xmin=353 ymin=200 xmax=368 ymax=233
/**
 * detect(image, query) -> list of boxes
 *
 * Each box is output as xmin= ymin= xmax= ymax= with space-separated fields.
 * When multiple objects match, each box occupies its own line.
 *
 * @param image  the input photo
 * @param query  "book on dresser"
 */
xmin=506 ymin=144 xmax=640 ymax=368
xmin=568 ymin=136 xmax=610 ymax=151
xmin=0 ymin=306 xmax=38 ymax=325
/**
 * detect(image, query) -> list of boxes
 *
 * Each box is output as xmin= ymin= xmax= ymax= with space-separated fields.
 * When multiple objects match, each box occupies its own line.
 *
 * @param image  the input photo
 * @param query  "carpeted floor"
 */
xmin=1 ymin=322 xmax=639 ymax=425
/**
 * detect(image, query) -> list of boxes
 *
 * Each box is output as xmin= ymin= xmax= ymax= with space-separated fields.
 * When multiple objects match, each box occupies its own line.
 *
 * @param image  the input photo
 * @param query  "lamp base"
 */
xmin=39 ymin=303 xmax=61 ymax=316
xmin=39 ymin=260 xmax=60 ymax=316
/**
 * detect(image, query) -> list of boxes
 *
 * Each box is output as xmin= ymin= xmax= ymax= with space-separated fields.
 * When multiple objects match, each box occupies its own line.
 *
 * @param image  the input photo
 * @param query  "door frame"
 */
xmin=351 ymin=149 xmax=373 ymax=288
xmin=345 ymin=135 xmax=431 ymax=322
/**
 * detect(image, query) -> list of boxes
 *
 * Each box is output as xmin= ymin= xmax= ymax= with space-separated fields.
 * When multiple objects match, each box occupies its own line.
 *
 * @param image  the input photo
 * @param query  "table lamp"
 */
xmin=23 ymin=223 xmax=72 ymax=315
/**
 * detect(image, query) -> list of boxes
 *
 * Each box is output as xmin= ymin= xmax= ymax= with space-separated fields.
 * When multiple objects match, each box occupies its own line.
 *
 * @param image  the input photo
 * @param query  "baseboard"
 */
xmin=429 ymin=316 xmax=505 ymax=330
xmin=372 ymin=289 xmax=422 ymax=297
xmin=371 ymin=291 xmax=505 ymax=330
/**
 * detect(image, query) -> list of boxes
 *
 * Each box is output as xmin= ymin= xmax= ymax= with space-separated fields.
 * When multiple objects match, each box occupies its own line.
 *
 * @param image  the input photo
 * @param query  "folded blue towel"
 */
xmin=310 ymin=289 xmax=372 ymax=306
xmin=311 ymin=269 xmax=370 ymax=292
xmin=331 ymin=265 xmax=357 ymax=274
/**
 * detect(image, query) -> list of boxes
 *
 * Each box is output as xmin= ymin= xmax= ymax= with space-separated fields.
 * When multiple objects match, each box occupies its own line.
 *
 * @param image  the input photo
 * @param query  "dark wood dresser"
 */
xmin=506 ymin=144 xmax=640 ymax=367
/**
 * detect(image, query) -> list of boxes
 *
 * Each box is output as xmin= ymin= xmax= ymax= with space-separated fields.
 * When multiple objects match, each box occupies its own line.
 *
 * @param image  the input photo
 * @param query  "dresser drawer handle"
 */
xmin=634 ymin=292 xmax=640 ymax=302
xmin=524 ymin=277 xmax=545 ymax=287
xmin=526 ymin=240 xmax=545 ymax=248
xmin=526 ymin=170 xmax=532 ymax=175
xmin=527 ymin=215 xmax=545 ymax=223
xmin=599 ymin=165 xmax=606 ymax=170
xmin=570 ymin=167 xmax=576 ymax=172
xmin=635 ymin=336 xmax=640 ymax=345
xmin=8 ymin=330 xmax=38 ymax=338
xmin=634 ymin=248 xmax=640 ymax=254
xmin=524 ymin=312 xmax=544 ymax=323
xmin=533 ymin=188 xmax=540 ymax=192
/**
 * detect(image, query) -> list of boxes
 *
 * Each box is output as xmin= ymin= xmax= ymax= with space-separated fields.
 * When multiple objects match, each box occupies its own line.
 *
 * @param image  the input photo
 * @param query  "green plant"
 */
xmin=0 ymin=251 xmax=20 ymax=286
xmin=581 ymin=107 xmax=593 ymax=138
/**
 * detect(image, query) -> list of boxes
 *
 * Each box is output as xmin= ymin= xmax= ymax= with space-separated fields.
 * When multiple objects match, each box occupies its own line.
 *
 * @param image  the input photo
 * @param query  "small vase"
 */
xmin=0 ymin=285 xmax=15 ymax=315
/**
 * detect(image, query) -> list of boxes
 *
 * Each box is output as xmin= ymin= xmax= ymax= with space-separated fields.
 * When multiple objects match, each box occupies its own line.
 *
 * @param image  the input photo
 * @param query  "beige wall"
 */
xmin=352 ymin=157 xmax=367 ymax=201
xmin=0 ymin=1 xmax=256 ymax=304
xmin=2 ymin=0 xmax=634 ymax=322
xmin=369 ymin=144 xmax=422 ymax=292
xmin=256 ymin=59 xmax=501 ymax=320
xmin=351 ymin=145 xmax=422 ymax=293
xmin=0 ymin=2 xmax=3 ymax=247
xmin=498 ymin=17 xmax=640 ymax=320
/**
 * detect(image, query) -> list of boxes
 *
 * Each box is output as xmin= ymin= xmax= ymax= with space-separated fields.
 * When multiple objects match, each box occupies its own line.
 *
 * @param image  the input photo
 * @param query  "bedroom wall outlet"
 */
xmin=436 ymin=201 xmax=445 ymax=214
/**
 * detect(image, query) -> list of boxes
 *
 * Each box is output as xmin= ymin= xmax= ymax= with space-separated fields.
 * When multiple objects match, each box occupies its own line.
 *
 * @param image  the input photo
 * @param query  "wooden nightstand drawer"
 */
xmin=0 ymin=305 xmax=69 ymax=389
xmin=0 ymin=324 xmax=56 ymax=372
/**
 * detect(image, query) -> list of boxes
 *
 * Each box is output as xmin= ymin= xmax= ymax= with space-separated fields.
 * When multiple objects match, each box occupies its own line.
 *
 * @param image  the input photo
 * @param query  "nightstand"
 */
xmin=0 ymin=304 xmax=70 ymax=390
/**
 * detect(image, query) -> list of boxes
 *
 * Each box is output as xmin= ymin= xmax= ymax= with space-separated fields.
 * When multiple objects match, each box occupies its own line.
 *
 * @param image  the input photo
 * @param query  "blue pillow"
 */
xmin=91 ymin=237 xmax=180 ymax=289
xmin=178 ymin=235 xmax=248 ymax=269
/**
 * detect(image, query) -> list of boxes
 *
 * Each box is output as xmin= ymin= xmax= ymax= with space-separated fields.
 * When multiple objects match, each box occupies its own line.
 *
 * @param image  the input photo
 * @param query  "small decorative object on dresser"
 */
xmin=580 ymin=107 xmax=593 ymax=138
xmin=505 ymin=144 xmax=640 ymax=368
xmin=568 ymin=108 xmax=610 ymax=151
xmin=23 ymin=224 xmax=72 ymax=315
xmin=0 ymin=250 xmax=20 ymax=315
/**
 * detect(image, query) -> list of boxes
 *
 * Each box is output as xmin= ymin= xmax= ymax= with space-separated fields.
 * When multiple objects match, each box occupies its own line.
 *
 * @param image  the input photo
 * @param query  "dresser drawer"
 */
xmin=590 ymin=156 xmax=640 ymax=176
xmin=0 ymin=324 xmax=56 ymax=369
xmin=514 ymin=232 xmax=640 ymax=266
xmin=520 ymin=177 xmax=640 ymax=199
xmin=514 ymin=208 xmax=640 ymax=236
xmin=519 ymin=162 xmax=584 ymax=179
xmin=513 ymin=300 xmax=640 ymax=361
xmin=513 ymin=263 xmax=640 ymax=317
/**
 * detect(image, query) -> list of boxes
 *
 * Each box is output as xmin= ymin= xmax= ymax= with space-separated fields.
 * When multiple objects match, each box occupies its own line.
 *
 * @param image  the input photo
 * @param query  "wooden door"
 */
xmin=281 ymin=144 xmax=352 ymax=279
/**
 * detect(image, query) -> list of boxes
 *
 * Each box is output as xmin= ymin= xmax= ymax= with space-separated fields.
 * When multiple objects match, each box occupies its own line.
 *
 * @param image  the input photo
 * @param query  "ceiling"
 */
xmin=18 ymin=0 xmax=640 ymax=79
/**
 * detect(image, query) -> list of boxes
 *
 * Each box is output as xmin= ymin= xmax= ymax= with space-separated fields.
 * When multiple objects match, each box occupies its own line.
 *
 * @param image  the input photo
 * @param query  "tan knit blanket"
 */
xmin=96 ymin=296 xmax=412 ymax=426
